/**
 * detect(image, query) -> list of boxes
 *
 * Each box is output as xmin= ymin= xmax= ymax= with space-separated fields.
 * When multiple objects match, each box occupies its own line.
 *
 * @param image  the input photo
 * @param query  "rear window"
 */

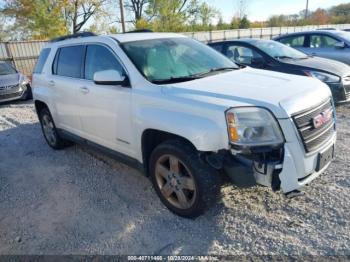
xmin=279 ymin=35 xmax=305 ymax=48
xmin=53 ymin=45 xmax=84 ymax=78
xmin=34 ymin=48 xmax=51 ymax=74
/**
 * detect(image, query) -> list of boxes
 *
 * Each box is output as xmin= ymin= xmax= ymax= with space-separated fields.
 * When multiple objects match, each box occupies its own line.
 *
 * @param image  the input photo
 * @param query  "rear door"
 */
xmin=50 ymin=45 xmax=85 ymax=135
xmin=307 ymin=33 xmax=349 ymax=64
xmin=77 ymin=44 xmax=133 ymax=156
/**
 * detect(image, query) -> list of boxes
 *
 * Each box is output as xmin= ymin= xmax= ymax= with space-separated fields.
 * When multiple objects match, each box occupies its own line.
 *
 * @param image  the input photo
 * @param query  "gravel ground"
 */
xmin=0 ymin=100 xmax=349 ymax=256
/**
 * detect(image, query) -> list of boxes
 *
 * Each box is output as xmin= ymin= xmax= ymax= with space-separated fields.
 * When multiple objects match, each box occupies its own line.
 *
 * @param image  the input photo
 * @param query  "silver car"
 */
xmin=0 ymin=62 xmax=31 ymax=103
xmin=274 ymin=30 xmax=350 ymax=66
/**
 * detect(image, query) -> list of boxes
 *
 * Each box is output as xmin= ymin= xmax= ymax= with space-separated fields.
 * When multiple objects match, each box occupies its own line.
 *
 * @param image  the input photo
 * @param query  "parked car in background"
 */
xmin=33 ymin=32 xmax=336 ymax=218
xmin=0 ymin=61 xmax=32 ymax=103
xmin=274 ymin=30 xmax=350 ymax=66
xmin=209 ymin=39 xmax=350 ymax=103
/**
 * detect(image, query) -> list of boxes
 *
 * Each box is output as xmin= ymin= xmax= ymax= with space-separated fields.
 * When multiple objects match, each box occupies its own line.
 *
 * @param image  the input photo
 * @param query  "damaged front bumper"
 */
xmin=209 ymin=131 xmax=336 ymax=194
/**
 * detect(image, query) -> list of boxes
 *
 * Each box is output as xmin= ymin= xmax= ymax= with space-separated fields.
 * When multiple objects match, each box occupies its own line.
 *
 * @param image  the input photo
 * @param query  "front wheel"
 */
xmin=149 ymin=140 xmax=221 ymax=218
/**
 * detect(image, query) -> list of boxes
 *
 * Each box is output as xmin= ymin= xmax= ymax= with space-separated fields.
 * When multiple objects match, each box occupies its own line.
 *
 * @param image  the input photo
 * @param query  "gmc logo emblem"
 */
xmin=313 ymin=109 xmax=332 ymax=129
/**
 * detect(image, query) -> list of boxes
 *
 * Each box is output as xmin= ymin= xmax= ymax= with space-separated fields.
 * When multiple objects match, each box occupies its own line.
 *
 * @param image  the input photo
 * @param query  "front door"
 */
xmin=77 ymin=44 xmax=134 ymax=156
xmin=308 ymin=34 xmax=350 ymax=65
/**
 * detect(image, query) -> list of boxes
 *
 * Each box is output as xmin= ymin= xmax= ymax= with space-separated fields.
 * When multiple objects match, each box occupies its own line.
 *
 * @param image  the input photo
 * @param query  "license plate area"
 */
xmin=316 ymin=145 xmax=334 ymax=172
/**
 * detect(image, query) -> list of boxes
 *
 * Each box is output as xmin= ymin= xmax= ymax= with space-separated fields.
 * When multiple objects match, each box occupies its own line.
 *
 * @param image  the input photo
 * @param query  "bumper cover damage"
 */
xmin=207 ymin=134 xmax=336 ymax=194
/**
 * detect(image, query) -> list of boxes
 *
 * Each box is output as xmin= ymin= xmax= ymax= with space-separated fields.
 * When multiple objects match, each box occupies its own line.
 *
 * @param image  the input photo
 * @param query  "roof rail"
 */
xmin=125 ymin=29 xmax=153 ymax=33
xmin=50 ymin=32 xmax=97 ymax=43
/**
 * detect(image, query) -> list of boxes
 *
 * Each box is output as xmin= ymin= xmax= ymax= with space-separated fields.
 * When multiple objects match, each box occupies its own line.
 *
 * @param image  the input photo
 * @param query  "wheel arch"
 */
xmin=141 ymin=129 xmax=197 ymax=176
xmin=34 ymin=100 xmax=49 ymax=115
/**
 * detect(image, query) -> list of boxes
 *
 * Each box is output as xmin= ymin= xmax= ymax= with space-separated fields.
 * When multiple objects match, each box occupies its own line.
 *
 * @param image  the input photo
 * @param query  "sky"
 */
xmin=208 ymin=0 xmax=350 ymax=22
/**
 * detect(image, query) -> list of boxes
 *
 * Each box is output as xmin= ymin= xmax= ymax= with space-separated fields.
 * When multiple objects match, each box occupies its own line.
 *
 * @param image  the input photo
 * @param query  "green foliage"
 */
xmin=1 ymin=0 xmax=68 ymax=40
xmin=239 ymin=16 xmax=250 ymax=29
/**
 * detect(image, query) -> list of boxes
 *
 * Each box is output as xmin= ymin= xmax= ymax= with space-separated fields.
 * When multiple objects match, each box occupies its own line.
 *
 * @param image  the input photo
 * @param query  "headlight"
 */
xmin=304 ymin=71 xmax=340 ymax=83
xmin=19 ymin=75 xmax=29 ymax=86
xmin=225 ymin=107 xmax=284 ymax=146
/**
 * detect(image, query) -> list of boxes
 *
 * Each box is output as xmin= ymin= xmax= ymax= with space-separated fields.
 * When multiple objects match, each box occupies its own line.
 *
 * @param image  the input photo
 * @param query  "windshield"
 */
xmin=121 ymin=37 xmax=238 ymax=83
xmin=334 ymin=31 xmax=350 ymax=42
xmin=0 ymin=63 xmax=16 ymax=75
xmin=252 ymin=40 xmax=308 ymax=60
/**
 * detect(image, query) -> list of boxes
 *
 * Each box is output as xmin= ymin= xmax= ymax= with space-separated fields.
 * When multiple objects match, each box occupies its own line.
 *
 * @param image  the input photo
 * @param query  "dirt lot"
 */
xmin=0 ymin=101 xmax=349 ymax=256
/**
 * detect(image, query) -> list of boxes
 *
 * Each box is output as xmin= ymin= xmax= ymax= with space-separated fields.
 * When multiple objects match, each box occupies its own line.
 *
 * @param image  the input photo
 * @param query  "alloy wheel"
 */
xmin=155 ymin=154 xmax=197 ymax=209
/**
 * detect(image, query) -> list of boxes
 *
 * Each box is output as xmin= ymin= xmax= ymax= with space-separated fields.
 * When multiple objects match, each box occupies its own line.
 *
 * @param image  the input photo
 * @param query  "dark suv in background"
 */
xmin=209 ymin=39 xmax=350 ymax=103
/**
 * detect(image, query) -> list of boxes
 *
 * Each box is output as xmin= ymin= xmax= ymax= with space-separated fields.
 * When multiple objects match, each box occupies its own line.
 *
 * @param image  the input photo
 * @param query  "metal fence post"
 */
xmin=4 ymin=42 xmax=14 ymax=67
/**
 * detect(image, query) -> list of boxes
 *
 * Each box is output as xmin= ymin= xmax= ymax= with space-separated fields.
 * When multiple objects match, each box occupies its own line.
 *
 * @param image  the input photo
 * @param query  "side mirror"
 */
xmin=93 ymin=70 xmax=129 ymax=86
xmin=334 ymin=41 xmax=346 ymax=49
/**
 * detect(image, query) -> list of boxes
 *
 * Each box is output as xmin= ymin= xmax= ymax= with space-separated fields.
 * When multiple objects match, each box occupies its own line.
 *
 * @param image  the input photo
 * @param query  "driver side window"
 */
xmin=226 ymin=45 xmax=263 ymax=65
xmin=85 ymin=45 xmax=124 ymax=81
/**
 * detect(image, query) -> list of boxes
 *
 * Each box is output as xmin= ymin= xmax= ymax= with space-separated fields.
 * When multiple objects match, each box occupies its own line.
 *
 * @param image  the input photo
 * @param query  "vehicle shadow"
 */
xmin=0 ymin=111 xmax=348 ymax=256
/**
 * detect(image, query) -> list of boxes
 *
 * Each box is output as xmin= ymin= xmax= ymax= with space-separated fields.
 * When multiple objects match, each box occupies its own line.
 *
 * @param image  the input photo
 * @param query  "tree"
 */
xmin=63 ymin=0 xmax=109 ymax=34
xmin=198 ymin=2 xmax=219 ymax=27
xmin=329 ymin=3 xmax=350 ymax=24
xmin=1 ymin=0 xmax=68 ymax=39
xmin=124 ymin=0 xmax=150 ymax=24
xmin=145 ymin=0 xmax=198 ymax=32
xmin=310 ymin=8 xmax=329 ymax=25
xmin=0 ymin=13 xmax=10 ymax=41
xmin=230 ymin=17 xmax=240 ymax=29
xmin=235 ymin=0 xmax=249 ymax=20
xmin=239 ymin=15 xmax=250 ymax=29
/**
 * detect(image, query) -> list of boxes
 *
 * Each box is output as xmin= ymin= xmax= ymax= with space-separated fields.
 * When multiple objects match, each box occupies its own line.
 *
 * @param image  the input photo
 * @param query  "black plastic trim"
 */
xmin=57 ymin=129 xmax=145 ymax=173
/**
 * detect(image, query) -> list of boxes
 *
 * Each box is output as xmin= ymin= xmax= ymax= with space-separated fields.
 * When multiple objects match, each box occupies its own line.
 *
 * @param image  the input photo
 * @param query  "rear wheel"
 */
xmin=39 ymin=108 xmax=71 ymax=149
xmin=149 ymin=140 xmax=221 ymax=218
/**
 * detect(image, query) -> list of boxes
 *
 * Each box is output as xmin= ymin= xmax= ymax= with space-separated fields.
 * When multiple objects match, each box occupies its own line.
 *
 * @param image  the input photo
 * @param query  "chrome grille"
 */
xmin=292 ymin=99 xmax=335 ymax=153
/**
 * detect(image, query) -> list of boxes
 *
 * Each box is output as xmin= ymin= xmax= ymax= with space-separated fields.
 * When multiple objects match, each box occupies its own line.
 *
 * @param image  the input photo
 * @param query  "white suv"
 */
xmin=32 ymin=32 xmax=336 ymax=218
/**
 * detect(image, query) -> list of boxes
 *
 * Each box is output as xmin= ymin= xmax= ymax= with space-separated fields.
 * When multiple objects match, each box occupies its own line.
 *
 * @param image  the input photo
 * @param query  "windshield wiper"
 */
xmin=274 ymin=55 xmax=294 ymax=60
xmin=152 ymin=75 xmax=201 ymax=84
xmin=152 ymin=67 xmax=238 ymax=84
xmin=193 ymin=67 xmax=238 ymax=77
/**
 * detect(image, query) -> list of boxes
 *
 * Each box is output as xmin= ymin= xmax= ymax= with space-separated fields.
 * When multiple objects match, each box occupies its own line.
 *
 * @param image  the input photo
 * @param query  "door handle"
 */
xmin=48 ymin=80 xmax=55 ymax=87
xmin=80 ymin=86 xmax=90 ymax=94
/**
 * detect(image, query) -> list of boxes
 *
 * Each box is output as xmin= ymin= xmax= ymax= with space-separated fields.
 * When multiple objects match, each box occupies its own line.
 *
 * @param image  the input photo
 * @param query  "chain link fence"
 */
xmin=1 ymin=24 xmax=350 ymax=77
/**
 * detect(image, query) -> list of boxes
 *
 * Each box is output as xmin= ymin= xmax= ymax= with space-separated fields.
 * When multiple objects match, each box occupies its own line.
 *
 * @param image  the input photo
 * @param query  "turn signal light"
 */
xmin=226 ymin=112 xmax=239 ymax=142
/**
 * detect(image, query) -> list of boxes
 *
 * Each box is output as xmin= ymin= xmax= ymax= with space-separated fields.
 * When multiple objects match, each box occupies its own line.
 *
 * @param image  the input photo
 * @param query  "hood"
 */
xmin=0 ymin=73 xmax=20 ymax=87
xmin=163 ymin=67 xmax=331 ymax=119
xmin=281 ymin=56 xmax=350 ymax=77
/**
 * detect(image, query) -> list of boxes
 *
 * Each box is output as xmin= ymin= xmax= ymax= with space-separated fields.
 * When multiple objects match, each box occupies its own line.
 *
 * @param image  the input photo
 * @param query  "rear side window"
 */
xmin=279 ymin=35 xmax=305 ymax=47
xmin=84 ymin=45 xmax=123 ymax=80
xmin=34 ymin=48 xmax=50 ymax=74
xmin=54 ymin=45 xmax=84 ymax=78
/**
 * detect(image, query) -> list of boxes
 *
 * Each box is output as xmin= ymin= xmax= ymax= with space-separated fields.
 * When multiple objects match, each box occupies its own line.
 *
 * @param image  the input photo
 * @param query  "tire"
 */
xmin=149 ymin=139 xmax=222 ymax=218
xmin=38 ymin=107 xmax=71 ymax=149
